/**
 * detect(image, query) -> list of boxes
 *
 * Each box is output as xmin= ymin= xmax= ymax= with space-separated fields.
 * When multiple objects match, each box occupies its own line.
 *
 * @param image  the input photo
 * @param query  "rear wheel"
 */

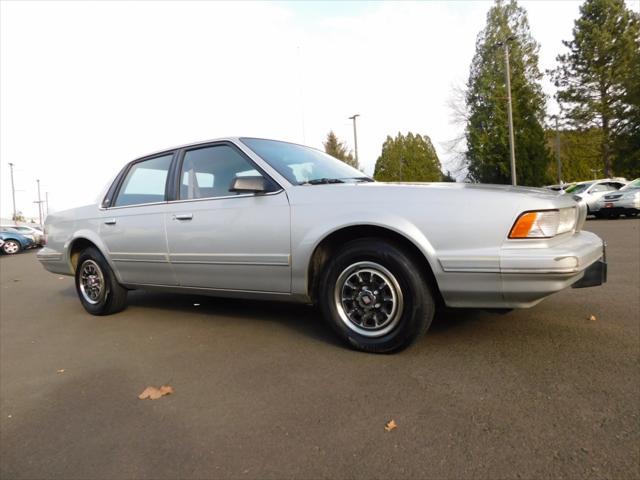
xmin=75 ymin=247 xmax=128 ymax=315
xmin=318 ymin=238 xmax=435 ymax=353
xmin=2 ymin=240 xmax=21 ymax=255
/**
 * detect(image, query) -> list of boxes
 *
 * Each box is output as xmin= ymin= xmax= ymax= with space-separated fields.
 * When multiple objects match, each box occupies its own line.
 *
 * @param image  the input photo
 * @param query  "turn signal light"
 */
xmin=509 ymin=208 xmax=577 ymax=239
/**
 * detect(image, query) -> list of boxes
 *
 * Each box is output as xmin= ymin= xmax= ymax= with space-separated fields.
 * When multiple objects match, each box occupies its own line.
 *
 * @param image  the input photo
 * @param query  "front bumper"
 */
xmin=439 ymin=231 xmax=606 ymax=309
xmin=598 ymin=204 xmax=639 ymax=216
xmin=499 ymin=231 xmax=606 ymax=306
xmin=572 ymin=257 xmax=607 ymax=288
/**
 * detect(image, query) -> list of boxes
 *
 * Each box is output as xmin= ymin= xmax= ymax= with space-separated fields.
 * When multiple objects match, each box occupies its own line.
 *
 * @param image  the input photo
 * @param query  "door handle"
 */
xmin=173 ymin=213 xmax=193 ymax=221
xmin=104 ymin=219 xmax=117 ymax=225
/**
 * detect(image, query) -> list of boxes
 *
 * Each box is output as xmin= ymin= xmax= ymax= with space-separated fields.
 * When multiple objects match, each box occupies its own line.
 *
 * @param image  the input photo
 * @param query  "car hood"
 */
xmin=288 ymin=181 xmax=577 ymax=213
xmin=292 ymin=181 xmax=566 ymax=201
xmin=368 ymin=181 xmax=561 ymax=199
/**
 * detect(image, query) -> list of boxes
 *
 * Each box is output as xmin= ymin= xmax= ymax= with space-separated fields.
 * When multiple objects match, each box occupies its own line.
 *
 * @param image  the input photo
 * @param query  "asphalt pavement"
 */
xmin=1 ymin=219 xmax=638 ymax=479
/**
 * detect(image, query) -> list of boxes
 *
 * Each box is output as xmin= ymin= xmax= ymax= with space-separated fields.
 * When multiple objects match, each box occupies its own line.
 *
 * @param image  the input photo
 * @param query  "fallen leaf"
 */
xmin=159 ymin=385 xmax=174 ymax=395
xmin=589 ymin=314 xmax=597 ymax=321
xmin=56 ymin=369 xmax=65 ymax=374
xmin=138 ymin=385 xmax=174 ymax=400
xmin=384 ymin=419 xmax=397 ymax=432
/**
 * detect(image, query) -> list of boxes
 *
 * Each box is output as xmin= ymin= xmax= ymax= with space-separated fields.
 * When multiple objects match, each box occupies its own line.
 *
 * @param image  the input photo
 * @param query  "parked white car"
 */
xmin=38 ymin=137 xmax=607 ymax=352
xmin=596 ymin=178 xmax=640 ymax=218
xmin=544 ymin=183 xmax=575 ymax=193
xmin=564 ymin=179 xmax=627 ymax=216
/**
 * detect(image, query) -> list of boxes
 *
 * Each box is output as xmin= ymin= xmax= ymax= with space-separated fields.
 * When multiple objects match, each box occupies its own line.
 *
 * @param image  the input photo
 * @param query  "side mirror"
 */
xmin=229 ymin=175 xmax=270 ymax=194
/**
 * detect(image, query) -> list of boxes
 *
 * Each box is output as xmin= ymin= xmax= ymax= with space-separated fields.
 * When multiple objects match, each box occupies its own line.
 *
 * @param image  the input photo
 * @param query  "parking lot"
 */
xmin=0 ymin=219 xmax=638 ymax=479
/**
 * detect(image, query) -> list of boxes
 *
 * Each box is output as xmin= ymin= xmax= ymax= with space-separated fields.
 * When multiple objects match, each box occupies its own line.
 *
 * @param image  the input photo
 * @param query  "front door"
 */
xmin=165 ymin=143 xmax=291 ymax=292
xmin=100 ymin=153 xmax=177 ymax=286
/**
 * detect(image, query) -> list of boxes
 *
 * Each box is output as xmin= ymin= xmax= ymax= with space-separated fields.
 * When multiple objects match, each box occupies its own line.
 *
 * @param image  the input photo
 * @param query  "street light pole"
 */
xmin=36 ymin=179 xmax=43 ymax=226
xmin=348 ymin=114 xmax=360 ymax=165
xmin=45 ymin=192 xmax=49 ymax=216
xmin=8 ymin=162 xmax=17 ymax=220
xmin=555 ymin=116 xmax=562 ymax=184
xmin=503 ymin=42 xmax=517 ymax=186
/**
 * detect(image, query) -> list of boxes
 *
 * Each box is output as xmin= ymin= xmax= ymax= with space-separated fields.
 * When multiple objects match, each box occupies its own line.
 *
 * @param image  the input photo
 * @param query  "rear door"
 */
xmin=164 ymin=142 xmax=291 ymax=292
xmin=100 ymin=152 xmax=177 ymax=285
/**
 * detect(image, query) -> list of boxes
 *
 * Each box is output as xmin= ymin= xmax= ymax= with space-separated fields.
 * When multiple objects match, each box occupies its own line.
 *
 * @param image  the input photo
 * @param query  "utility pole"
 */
xmin=36 ymin=179 xmax=43 ymax=226
xmin=555 ymin=116 xmax=562 ymax=184
xmin=348 ymin=114 xmax=360 ymax=166
xmin=45 ymin=192 xmax=49 ymax=216
xmin=503 ymin=41 xmax=517 ymax=186
xmin=8 ymin=162 xmax=17 ymax=220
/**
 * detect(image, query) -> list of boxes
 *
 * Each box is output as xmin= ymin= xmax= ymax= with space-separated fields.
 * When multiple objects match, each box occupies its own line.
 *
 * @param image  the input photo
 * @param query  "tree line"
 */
xmin=325 ymin=0 xmax=639 ymax=185
xmin=464 ymin=0 xmax=638 ymax=185
xmin=323 ymin=130 xmax=453 ymax=182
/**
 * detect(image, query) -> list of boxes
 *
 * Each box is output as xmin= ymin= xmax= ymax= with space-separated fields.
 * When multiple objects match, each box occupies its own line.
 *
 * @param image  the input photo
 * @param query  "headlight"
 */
xmin=509 ymin=207 xmax=577 ymax=239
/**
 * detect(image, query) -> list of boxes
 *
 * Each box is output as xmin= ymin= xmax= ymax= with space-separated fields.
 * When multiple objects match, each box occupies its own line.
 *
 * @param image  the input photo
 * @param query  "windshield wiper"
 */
xmin=348 ymin=176 xmax=374 ymax=182
xmin=303 ymin=178 xmax=345 ymax=185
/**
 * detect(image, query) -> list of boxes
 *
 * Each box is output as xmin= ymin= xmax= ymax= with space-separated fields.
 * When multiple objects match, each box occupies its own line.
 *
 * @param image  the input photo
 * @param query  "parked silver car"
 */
xmin=38 ymin=137 xmax=607 ymax=352
xmin=564 ymin=179 xmax=627 ymax=216
xmin=596 ymin=178 xmax=640 ymax=218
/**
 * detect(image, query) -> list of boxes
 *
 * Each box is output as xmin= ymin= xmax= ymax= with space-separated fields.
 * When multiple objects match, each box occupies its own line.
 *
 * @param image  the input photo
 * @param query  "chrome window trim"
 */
xmin=99 ymin=200 xmax=169 ymax=211
xmin=99 ymin=188 xmax=284 ymax=210
xmin=166 ymin=188 xmax=285 ymax=205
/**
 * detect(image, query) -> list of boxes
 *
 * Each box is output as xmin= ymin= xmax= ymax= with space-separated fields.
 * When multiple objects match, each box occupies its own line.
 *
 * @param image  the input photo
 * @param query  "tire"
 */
xmin=318 ymin=238 xmax=435 ymax=353
xmin=75 ymin=247 xmax=128 ymax=315
xmin=2 ymin=240 xmax=21 ymax=255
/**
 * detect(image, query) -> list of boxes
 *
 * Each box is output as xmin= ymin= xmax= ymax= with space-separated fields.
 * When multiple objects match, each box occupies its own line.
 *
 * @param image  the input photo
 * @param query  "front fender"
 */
xmin=291 ymin=211 xmax=440 ymax=297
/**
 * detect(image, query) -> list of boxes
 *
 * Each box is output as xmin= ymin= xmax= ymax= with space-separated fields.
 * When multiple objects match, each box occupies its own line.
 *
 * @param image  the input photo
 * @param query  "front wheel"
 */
xmin=2 ymin=240 xmax=21 ymax=255
xmin=318 ymin=238 xmax=435 ymax=353
xmin=75 ymin=247 xmax=128 ymax=315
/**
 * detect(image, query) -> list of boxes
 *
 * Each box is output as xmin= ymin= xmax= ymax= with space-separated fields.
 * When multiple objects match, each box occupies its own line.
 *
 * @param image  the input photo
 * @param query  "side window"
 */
xmin=114 ymin=154 xmax=173 ymax=207
xmin=180 ymin=145 xmax=263 ymax=200
xmin=591 ymin=183 xmax=612 ymax=193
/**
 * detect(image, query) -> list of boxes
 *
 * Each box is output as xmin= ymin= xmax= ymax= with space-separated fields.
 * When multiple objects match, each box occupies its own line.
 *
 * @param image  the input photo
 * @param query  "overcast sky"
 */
xmin=1 ymin=0 xmax=637 ymax=220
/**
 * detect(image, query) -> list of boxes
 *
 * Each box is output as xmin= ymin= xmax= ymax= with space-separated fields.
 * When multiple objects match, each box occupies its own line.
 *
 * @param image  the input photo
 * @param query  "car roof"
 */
xmin=133 ymin=137 xmax=241 ymax=160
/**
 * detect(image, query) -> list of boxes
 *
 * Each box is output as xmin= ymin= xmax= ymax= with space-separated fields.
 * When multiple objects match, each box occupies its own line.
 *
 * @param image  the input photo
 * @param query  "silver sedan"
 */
xmin=38 ymin=137 xmax=606 ymax=352
xmin=596 ymin=178 xmax=640 ymax=218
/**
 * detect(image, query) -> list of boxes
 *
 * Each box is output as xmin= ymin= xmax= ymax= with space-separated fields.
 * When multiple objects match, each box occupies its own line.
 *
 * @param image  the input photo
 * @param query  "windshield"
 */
xmin=240 ymin=138 xmax=369 ymax=185
xmin=565 ymin=182 xmax=592 ymax=194
xmin=620 ymin=178 xmax=640 ymax=191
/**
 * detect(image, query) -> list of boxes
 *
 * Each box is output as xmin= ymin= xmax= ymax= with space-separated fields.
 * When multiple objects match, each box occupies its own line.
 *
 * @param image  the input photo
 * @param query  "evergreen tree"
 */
xmin=323 ymin=131 xmax=359 ymax=169
xmin=373 ymin=132 xmax=443 ymax=182
xmin=545 ymin=128 xmax=604 ymax=182
xmin=464 ymin=0 xmax=551 ymax=186
xmin=551 ymin=0 xmax=639 ymax=178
